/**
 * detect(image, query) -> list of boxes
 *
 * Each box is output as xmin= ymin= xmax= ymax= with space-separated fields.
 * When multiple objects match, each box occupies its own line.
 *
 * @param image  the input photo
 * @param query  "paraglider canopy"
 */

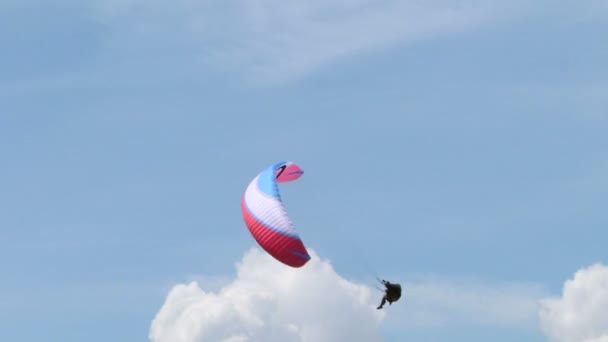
xmin=241 ymin=161 xmax=310 ymax=268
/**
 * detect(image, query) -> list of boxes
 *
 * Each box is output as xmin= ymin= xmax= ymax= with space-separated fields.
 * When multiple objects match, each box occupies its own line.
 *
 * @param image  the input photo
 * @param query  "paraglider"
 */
xmin=240 ymin=161 xmax=311 ymax=268
xmin=241 ymin=160 xmax=405 ymax=310
xmin=376 ymin=279 xmax=402 ymax=309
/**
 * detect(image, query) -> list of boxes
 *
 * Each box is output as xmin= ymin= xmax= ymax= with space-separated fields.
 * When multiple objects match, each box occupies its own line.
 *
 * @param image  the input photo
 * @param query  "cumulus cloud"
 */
xmin=149 ymin=247 xmax=551 ymax=342
xmin=149 ymin=248 xmax=385 ymax=342
xmin=92 ymin=0 xmax=532 ymax=85
xmin=540 ymin=263 xmax=608 ymax=342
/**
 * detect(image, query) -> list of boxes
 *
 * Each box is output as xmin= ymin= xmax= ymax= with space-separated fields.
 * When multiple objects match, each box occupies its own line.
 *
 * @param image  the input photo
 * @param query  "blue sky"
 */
xmin=1 ymin=1 xmax=607 ymax=341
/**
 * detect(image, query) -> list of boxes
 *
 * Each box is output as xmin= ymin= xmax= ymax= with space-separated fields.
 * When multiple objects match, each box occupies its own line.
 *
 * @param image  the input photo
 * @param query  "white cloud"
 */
xmin=148 ymin=248 xmax=385 ymax=342
xmin=149 ymin=247 xmax=549 ymax=342
xmin=93 ymin=0 xmax=531 ymax=86
xmin=540 ymin=263 xmax=608 ymax=342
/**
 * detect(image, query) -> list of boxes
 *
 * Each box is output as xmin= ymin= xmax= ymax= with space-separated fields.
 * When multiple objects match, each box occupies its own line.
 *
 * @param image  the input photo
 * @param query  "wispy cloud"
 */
xmin=4 ymin=0 xmax=607 ymax=93
xmin=385 ymin=275 xmax=545 ymax=331
xmin=92 ymin=0 xmax=533 ymax=86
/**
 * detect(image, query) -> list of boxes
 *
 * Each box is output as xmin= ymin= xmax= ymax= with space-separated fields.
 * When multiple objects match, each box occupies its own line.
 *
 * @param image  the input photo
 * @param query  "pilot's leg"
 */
xmin=377 ymin=296 xmax=387 ymax=309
